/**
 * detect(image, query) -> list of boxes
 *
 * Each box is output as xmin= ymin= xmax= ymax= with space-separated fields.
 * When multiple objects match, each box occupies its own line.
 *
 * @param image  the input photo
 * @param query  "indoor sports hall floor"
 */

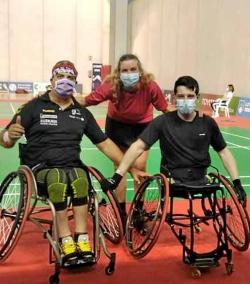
xmin=0 ymin=94 xmax=250 ymax=284
xmin=0 ymin=94 xmax=249 ymax=200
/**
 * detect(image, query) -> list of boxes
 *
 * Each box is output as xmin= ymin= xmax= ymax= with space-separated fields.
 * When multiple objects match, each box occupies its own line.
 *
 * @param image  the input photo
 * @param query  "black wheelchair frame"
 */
xmin=125 ymin=172 xmax=249 ymax=278
xmin=0 ymin=165 xmax=124 ymax=284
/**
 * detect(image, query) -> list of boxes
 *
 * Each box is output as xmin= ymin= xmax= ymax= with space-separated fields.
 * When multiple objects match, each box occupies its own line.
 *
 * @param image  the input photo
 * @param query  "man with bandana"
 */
xmin=0 ymin=60 xmax=127 ymax=265
xmin=100 ymin=75 xmax=247 ymax=208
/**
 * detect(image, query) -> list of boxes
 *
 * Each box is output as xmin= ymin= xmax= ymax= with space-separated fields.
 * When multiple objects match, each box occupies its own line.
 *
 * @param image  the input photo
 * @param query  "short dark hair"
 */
xmin=174 ymin=76 xmax=199 ymax=95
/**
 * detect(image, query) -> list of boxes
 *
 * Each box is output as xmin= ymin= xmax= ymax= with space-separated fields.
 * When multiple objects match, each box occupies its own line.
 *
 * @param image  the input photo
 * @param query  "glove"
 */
xmin=233 ymin=179 xmax=247 ymax=208
xmin=100 ymin=172 xmax=123 ymax=192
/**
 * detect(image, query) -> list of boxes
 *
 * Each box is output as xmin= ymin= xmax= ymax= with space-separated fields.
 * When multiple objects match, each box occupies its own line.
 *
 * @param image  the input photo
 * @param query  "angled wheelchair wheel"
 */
xmin=209 ymin=172 xmax=249 ymax=251
xmin=0 ymin=168 xmax=32 ymax=262
xmin=126 ymin=174 xmax=169 ymax=258
xmin=87 ymin=167 xmax=124 ymax=244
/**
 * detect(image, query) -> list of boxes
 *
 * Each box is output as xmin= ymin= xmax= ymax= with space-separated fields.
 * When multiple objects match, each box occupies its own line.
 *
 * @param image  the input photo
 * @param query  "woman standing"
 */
xmin=79 ymin=54 xmax=168 ymax=220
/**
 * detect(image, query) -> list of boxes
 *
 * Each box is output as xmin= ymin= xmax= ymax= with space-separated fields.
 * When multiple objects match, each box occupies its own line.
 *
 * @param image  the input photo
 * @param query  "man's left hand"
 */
xmin=233 ymin=179 xmax=247 ymax=208
xmin=129 ymin=167 xmax=150 ymax=185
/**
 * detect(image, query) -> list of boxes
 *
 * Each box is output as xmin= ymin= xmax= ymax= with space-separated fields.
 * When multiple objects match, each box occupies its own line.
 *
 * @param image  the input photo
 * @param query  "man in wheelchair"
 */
xmin=101 ymin=75 xmax=247 ymax=207
xmin=0 ymin=60 xmax=126 ymax=266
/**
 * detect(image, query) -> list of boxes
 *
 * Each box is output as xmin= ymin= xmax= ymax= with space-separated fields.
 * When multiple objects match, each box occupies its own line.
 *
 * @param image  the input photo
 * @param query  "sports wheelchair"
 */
xmin=0 ymin=164 xmax=124 ymax=284
xmin=125 ymin=170 xmax=249 ymax=278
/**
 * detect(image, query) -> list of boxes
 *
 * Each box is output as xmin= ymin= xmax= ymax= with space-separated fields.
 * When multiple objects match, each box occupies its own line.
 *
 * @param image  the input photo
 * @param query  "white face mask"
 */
xmin=176 ymin=99 xmax=196 ymax=114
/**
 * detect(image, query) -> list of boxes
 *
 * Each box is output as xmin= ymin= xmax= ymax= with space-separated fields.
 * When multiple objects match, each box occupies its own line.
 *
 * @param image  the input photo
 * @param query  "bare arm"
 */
xmin=99 ymin=139 xmax=148 ymax=191
xmin=74 ymin=95 xmax=87 ymax=106
xmin=218 ymin=147 xmax=238 ymax=180
xmin=96 ymin=138 xmax=123 ymax=166
xmin=116 ymin=139 xmax=147 ymax=175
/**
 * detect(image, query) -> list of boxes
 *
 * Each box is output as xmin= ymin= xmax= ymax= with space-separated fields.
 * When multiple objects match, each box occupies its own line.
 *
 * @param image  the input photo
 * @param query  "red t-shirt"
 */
xmin=85 ymin=81 xmax=167 ymax=124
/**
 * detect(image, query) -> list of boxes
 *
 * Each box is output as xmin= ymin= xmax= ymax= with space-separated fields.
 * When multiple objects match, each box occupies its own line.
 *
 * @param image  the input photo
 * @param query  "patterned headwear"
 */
xmin=52 ymin=61 xmax=78 ymax=78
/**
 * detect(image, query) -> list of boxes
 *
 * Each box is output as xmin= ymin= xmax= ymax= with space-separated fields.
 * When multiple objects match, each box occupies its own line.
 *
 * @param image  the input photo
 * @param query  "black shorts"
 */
xmin=105 ymin=116 xmax=150 ymax=148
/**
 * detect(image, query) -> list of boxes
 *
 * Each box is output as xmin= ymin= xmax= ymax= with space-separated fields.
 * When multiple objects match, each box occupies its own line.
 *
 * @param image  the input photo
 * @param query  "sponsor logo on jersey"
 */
xmin=69 ymin=115 xmax=84 ymax=121
xmin=71 ymin=109 xmax=81 ymax=116
xmin=42 ymin=109 xmax=55 ymax=113
xmin=70 ymin=109 xmax=84 ymax=121
xmin=40 ymin=114 xmax=57 ymax=119
xmin=40 ymin=113 xmax=58 ymax=126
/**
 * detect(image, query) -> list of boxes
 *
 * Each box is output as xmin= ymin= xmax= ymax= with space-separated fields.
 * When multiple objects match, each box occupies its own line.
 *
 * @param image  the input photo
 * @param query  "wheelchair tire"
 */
xmin=126 ymin=174 xmax=169 ymax=258
xmin=87 ymin=167 xmax=124 ymax=244
xmin=209 ymin=173 xmax=249 ymax=251
xmin=0 ymin=168 xmax=32 ymax=262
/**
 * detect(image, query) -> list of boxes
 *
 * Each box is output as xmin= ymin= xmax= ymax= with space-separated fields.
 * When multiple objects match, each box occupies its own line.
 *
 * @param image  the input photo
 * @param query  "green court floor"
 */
xmin=0 ymin=101 xmax=250 ymax=202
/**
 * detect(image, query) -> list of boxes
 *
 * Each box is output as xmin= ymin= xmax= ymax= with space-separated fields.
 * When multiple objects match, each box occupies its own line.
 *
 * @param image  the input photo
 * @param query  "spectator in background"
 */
xmin=211 ymin=84 xmax=234 ymax=118
xmin=77 ymin=53 xmax=168 ymax=222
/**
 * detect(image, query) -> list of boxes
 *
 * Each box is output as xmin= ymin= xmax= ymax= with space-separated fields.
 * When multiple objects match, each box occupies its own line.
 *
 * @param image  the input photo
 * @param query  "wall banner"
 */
xmin=0 ymin=81 xmax=33 ymax=93
xmin=237 ymin=97 xmax=250 ymax=118
xmin=92 ymin=63 xmax=103 ymax=91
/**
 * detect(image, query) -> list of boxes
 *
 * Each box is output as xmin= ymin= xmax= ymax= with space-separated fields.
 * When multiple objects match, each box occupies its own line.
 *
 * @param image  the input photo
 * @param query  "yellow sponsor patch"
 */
xmin=42 ymin=109 xmax=55 ymax=113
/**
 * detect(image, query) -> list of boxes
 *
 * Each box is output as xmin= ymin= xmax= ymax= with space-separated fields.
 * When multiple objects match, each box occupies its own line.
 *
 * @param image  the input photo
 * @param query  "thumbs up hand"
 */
xmin=8 ymin=115 xmax=25 ymax=140
xmin=16 ymin=115 xmax=22 ymax=125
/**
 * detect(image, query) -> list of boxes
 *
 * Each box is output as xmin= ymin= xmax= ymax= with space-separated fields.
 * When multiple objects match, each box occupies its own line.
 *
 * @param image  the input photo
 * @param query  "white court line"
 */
xmin=226 ymin=141 xmax=250 ymax=151
xmin=125 ymin=185 xmax=250 ymax=191
xmin=222 ymin=131 xmax=250 ymax=140
xmin=83 ymin=144 xmax=242 ymax=151
xmin=10 ymin=103 xmax=16 ymax=114
xmin=126 ymin=176 xmax=250 ymax=182
xmin=227 ymin=146 xmax=248 ymax=149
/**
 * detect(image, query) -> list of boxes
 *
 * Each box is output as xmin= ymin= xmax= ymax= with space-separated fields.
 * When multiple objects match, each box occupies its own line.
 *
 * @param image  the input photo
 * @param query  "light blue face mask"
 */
xmin=120 ymin=72 xmax=140 ymax=88
xmin=176 ymin=99 xmax=196 ymax=114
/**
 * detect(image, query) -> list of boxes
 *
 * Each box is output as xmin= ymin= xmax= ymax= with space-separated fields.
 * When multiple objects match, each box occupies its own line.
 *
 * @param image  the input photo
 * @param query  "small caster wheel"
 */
xmin=195 ymin=225 xmax=202 ymax=233
xmin=49 ymin=274 xmax=59 ymax=284
xmin=191 ymin=267 xmax=201 ymax=279
xmin=105 ymin=266 xmax=114 ymax=275
xmin=225 ymin=262 xmax=234 ymax=275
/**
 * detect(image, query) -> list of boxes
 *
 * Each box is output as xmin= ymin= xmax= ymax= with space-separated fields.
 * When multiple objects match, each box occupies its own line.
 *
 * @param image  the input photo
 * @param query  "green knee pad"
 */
xmin=47 ymin=183 xmax=67 ymax=204
xmin=71 ymin=176 xmax=89 ymax=199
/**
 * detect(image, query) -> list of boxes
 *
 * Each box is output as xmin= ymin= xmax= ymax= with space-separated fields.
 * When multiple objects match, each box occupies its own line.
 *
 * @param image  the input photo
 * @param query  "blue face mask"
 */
xmin=54 ymin=78 xmax=75 ymax=98
xmin=120 ymin=72 xmax=140 ymax=88
xmin=176 ymin=99 xmax=196 ymax=114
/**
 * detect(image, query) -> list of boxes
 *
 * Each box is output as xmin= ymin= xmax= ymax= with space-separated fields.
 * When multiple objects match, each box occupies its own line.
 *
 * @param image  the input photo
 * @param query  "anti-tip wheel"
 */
xmin=105 ymin=265 xmax=114 ymax=275
xmin=191 ymin=267 xmax=201 ymax=279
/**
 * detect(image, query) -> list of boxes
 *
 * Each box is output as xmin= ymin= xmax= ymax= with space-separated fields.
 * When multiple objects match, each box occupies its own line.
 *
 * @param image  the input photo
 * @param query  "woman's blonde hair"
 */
xmin=104 ymin=54 xmax=154 ymax=103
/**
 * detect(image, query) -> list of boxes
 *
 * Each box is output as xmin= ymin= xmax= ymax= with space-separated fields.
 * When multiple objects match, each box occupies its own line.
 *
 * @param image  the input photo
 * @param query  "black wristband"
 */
xmin=100 ymin=172 xmax=123 ymax=192
xmin=110 ymin=173 xmax=123 ymax=185
xmin=233 ymin=179 xmax=241 ymax=187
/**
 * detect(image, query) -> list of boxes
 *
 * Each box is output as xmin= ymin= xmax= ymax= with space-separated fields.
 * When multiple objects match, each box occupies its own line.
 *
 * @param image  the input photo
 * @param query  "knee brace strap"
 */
xmin=71 ymin=177 xmax=89 ymax=199
xmin=47 ymin=183 xmax=67 ymax=204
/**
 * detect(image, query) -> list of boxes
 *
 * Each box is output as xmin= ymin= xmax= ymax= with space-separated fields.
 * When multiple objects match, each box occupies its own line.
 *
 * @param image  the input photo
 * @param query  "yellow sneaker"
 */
xmin=61 ymin=239 xmax=77 ymax=257
xmin=76 ymin=239 xmax=92 ymax=254
xmin=76 ymin=234 xmax=94 ymax=262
